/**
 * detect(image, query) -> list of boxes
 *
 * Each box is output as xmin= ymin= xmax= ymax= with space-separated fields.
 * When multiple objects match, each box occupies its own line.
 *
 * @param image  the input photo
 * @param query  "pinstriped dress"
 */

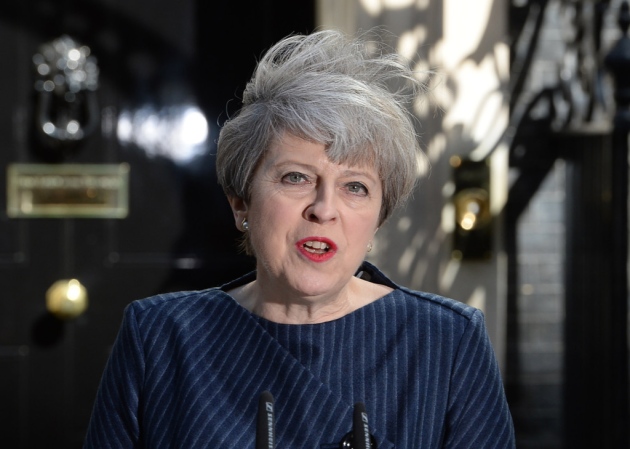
xmin=83 ymin=262 xmax=515 ymax=448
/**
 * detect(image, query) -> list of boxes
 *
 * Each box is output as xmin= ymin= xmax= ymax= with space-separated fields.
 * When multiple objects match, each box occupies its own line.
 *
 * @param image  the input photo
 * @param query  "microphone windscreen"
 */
xmin=256 ymin=391 xmax=275 ymax=449
xmin=353 ymin=402 xmax=370 ymax=449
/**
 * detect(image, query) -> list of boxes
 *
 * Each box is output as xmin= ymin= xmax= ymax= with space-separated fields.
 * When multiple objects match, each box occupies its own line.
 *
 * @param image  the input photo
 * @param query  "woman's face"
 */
xmin=230 ymin=133 xmax=382 ymax=302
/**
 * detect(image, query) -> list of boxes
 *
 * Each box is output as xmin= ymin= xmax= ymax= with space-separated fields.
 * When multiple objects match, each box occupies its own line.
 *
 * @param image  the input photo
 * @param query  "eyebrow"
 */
xmin=340 ymin=169 xmax=379 ymax=184
xmin=270 ymin=160 xmax=379 ymax=184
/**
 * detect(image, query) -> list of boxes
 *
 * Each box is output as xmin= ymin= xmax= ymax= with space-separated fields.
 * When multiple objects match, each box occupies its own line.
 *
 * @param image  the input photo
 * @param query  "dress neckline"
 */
xmin=217 ymin=261 xmax=400 ymax=327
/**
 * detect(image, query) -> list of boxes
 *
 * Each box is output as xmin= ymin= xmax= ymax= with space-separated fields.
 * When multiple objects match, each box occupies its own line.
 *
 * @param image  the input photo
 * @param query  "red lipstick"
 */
xmin=296 ymin=237 xmax=337 ymax=262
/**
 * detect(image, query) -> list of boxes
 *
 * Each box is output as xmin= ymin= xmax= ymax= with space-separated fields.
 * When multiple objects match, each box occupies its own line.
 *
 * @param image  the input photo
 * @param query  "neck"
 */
xmin=229 ymin=276 xmax=392 ymax=325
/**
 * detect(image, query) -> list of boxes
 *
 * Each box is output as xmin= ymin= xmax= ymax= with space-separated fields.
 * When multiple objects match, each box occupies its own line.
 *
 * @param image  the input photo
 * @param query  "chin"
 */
xmin=288 ymin=272 xmax=350 ymax=299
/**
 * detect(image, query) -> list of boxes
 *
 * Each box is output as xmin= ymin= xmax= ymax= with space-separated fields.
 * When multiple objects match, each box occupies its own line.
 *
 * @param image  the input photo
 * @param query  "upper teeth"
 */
xmin=305 ymin=241 xmax=330 ymax=250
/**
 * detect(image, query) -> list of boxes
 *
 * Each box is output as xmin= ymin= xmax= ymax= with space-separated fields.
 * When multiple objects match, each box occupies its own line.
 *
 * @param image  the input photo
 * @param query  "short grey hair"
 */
xmin=217 ymin=29 xmax=424 ymax=224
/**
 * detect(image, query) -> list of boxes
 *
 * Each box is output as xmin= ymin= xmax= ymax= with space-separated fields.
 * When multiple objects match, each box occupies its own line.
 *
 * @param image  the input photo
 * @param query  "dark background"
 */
xmin=0 ymin=1 xmax=314 ymax=447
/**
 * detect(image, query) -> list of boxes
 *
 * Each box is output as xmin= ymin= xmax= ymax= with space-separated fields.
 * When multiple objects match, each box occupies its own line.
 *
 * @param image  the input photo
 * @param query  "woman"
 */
xmin=84 ymin=30 xmax=515 ymax=448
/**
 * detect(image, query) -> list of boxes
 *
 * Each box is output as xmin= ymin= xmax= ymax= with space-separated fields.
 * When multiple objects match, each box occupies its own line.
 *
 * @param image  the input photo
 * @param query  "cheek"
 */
xmin=346 ymin=213 xmax=379 ymax=244
xmin=251 ymin=196 xmax=292 ymax=227
xmin=247 ymin=199 xmax=295 ymax=252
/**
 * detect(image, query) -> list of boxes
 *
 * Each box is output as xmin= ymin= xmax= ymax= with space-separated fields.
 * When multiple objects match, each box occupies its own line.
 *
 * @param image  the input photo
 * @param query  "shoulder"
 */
xmin=361 ymin=261 xmax=481 ymax=324
xmin=395 ymin=286 xmax=480 ymax=321
xmin=117 ymin=288 xmax=252 ymax=356
xmin=124 ymin=288 xmax=235 ymax=327
xmin=128 ymin=270 xmax=256 ymax=315
xmin=383 ymin=287 xmax=485 ymax=345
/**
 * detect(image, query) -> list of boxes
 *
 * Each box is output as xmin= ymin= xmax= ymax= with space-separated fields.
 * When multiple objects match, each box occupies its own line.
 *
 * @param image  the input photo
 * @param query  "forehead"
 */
xmin=263 ymin=133 xmax=378 ymax=176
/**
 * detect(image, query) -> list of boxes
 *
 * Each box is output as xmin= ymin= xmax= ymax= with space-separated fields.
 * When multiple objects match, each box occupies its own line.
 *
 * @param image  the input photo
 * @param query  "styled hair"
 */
xmin=217 ymin=29 xmax=424 ymax=226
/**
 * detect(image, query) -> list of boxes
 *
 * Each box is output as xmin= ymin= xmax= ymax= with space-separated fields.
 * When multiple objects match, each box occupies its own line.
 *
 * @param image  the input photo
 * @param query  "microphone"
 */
xmin=256 ymin=391 xmax=275 ymax=449
xmin=353 ymin=402 xmax=371 ymax=449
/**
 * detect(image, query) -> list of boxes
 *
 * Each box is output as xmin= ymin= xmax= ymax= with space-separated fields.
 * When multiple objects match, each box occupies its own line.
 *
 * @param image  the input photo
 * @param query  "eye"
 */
xmin=282 ymin=172 xmax=308 ymax=184
xmin=346 ymin=182 xmax=368 ymax=196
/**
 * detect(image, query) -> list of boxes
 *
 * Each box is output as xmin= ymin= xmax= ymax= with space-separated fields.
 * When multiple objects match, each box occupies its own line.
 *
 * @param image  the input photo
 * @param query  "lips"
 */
xmin=296 ymin=237 xmax=337 ymax=262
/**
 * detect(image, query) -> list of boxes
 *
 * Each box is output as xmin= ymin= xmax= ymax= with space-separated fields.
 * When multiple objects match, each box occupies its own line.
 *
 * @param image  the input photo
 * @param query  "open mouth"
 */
xmin=296 ymin=237 xmax=337 ymax=262
xmin=302 ymin=240 xmax=331 ymax=254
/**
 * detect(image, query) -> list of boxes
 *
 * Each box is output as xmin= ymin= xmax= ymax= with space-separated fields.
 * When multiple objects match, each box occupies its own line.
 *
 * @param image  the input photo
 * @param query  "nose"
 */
xmin=304 ymin=184 xmax=339 ymax=224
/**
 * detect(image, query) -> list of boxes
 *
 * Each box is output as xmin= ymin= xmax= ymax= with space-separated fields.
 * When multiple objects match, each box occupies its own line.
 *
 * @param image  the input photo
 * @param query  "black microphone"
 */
xmin=353 ymin=402 xmax=371 ymax=449
xmin=256 ymin=390 xmax=275 ymax=449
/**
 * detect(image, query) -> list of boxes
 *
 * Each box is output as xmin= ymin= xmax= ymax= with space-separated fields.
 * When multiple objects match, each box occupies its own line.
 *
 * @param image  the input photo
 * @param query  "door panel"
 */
xmin=0 ymin=1 xmax=313 ymax=447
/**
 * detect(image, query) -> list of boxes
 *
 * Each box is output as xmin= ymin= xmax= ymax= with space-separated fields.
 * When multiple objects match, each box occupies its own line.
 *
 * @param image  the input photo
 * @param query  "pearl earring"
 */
xmin=367 ymin=242 xmax=373 ymax=253
xmin=242 ymin=218 xmax=249 ymax=231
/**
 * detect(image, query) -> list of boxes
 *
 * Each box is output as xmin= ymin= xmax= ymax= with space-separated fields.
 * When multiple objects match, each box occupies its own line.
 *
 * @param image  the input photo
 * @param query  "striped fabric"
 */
xmin=83 ymin=262 xmax=514 ymax=448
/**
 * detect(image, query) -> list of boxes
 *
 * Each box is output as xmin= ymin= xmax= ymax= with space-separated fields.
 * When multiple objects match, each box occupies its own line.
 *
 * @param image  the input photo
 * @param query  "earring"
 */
xmin=242 ymin=218 xmax=249 ymax=231
xmin=367 ymin=242 xmax=373 ymax=253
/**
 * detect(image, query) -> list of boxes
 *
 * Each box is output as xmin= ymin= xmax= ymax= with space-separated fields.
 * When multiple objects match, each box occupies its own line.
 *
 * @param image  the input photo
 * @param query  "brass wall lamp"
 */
xmin=450 ymin=156 xmax=492 ymax=260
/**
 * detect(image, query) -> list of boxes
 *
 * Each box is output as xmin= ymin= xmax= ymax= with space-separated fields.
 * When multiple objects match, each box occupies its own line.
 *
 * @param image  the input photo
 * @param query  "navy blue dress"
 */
xmin=84 ymin=262 xmax=515 ymax=448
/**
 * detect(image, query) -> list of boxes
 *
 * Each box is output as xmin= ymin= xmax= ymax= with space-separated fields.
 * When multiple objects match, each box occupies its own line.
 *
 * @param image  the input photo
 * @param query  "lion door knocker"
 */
xmin=33 ymin=35 xmax=100 ymax=151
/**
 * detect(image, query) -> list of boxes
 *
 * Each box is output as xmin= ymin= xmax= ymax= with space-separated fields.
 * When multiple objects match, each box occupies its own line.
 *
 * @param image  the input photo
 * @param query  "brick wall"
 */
xmin=508 ymin=0 xmax=626 ymax=447
xmin=511 ymin=160 xmax=565 ymax=448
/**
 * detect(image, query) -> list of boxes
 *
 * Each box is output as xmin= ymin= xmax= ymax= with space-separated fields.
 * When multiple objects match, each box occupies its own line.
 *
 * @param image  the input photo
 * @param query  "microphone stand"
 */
xmin=352 ymin=402 xmax=371 ymax=449
xmin=255 ymin=392 xmax=376 ymax=448
xmin=256 ymin=391 xmax=275 ymax=449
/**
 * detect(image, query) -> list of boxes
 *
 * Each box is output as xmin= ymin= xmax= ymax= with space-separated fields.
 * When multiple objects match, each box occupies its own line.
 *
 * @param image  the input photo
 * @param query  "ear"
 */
xmin=227 ymin=196 xmax=249 ymax=231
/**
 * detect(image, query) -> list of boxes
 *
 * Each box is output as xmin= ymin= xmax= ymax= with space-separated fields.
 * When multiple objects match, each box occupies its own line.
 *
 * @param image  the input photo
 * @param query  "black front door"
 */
xmin=0 ymin=1 xmax=313 ymax=447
